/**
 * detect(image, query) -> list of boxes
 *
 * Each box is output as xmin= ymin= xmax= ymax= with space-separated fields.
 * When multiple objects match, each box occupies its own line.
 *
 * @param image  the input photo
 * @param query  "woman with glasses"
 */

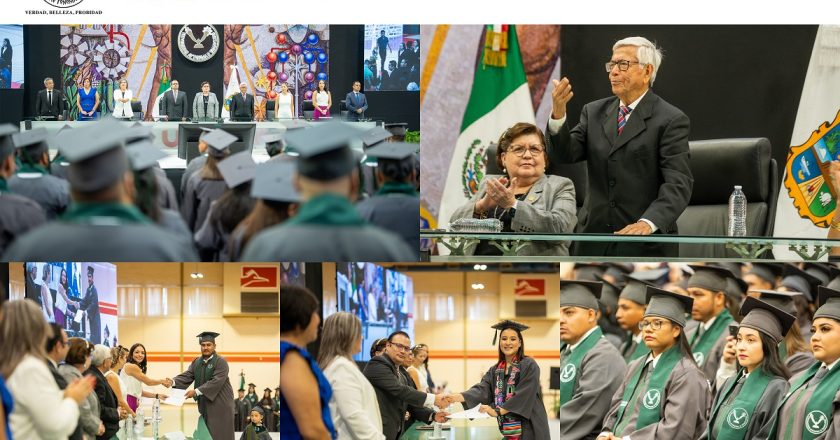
xmin=450 ymin=122 xmax=577 ymax=256
xmin=598 ymin=287 xmax=711 ymax=440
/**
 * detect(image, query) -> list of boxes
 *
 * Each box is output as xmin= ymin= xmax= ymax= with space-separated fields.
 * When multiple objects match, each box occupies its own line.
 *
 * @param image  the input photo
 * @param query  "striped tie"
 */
xmin=618 ymin=105 xmax=631 ymax=135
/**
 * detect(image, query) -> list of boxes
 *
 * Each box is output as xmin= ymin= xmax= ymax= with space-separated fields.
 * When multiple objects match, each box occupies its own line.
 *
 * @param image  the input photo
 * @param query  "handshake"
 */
xmin=433 ymin=392 xmax=464 ymax=409
xmin=161 ymin=378 xmax=174 ymax=388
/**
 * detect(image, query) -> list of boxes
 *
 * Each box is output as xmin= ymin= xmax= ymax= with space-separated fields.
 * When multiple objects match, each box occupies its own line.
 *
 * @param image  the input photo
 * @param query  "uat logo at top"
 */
xmin=44 ymin=0 xmax=84 ymax=8
xmin=514 ymin=279 xmax=545 ymax=296
xmin=241 ymin=266 xmax=278 ymax=289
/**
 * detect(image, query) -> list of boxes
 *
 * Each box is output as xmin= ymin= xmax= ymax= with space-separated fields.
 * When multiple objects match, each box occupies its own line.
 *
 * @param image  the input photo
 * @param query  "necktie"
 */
xmin=618 ymin=105 xmax=631 ymax=135
xmin=48 ymin=91 xmax=52 ymax=104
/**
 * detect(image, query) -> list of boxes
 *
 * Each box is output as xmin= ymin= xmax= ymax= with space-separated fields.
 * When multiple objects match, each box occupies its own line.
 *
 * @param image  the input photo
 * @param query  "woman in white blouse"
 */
xmin=275 ymin=82 xmax=294 ymax=119
xmin=0 ymin=300 xmax=95 ymax=440
xmin=113 ymin=79 xmax=133 ymax=119
xmin=317 ymin=312 xmax=385 ymax=440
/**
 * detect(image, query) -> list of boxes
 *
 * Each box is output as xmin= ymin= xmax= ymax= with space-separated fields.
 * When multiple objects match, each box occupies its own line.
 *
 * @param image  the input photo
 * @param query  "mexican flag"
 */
xmin=437 ymin=25 xmax=536 ymax=231
xmin=150 ymin=63 xmax=171 ymax=120
xmin=773 ymin=25 xmax=840 ymax=259
xmin=221 ymin=65 xmax=241 ymax=121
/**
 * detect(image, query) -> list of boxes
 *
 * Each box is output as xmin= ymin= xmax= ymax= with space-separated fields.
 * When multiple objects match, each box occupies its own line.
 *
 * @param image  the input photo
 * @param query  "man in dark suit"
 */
xmin=229 ymin=82 xmax=255 ymax=121
xmin=345 ymin=81 xmax=368 ymax=121
xmin=88 ymin=345 xmax=126 ymax=440
xmin=545 ymin=36 xmax=693 ymax=257
xmin=35 ymin=77 xmax=65 ymax=119
xmin=161 ymin=79 xmax=189 ymax=121
xmin=363 ymin=331 xmax=448 ymax=440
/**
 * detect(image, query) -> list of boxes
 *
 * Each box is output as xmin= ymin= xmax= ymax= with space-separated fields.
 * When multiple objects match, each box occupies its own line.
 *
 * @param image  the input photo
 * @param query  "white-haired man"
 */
xmin=229 ymin=82 xmax=255 ymax=121
xmin=546 ymin=36 xmax=693 ymax=258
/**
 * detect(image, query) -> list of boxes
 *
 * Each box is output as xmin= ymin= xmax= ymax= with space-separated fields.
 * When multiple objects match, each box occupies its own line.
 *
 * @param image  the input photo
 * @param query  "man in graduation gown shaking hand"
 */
xmin=173 ymin=331 xmax=235 ymax=440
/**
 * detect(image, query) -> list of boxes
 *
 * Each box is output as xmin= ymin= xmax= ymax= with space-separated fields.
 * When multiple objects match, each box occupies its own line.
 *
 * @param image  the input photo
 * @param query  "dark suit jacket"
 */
xmin=229 ymin=93 xmax=255 ymax=121
xmin=363 ymin=355 xmax=432 ymax=440
xmin=345 ymin=91 xmax=367 ymax=120
xmin=162 ymin=90 xmax=189 ymax=120
xmin=35 ymin=89 xmax=65 ymax=118
xmin=545 ymin=91 xmax=693 ymax=257
xmin=87 ymin=366 xmax=120 ymax=440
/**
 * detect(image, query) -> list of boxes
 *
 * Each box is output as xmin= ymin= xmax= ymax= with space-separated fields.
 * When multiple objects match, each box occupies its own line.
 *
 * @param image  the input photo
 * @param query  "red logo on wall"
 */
xmin=514 ymin=279 xmax=545 ymax=296
xmin=241 ymin=266 xmax=278 ymax=289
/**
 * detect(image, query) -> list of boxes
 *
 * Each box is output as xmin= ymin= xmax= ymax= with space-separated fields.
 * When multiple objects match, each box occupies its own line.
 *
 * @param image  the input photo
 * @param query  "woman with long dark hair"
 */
xmin=312 ymin=80 xmax=331 ymax=120
xmin=126 ymin=141 xmax=191 ymax=237
xmin=182 ymin=129 xmax=236 ymax=232
xmin=119 ymin=343 xmax=172 ymax=413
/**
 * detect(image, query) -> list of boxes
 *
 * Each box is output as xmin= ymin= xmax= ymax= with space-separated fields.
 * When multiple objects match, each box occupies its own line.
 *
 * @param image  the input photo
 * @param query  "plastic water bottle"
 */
xmin=152 ymin=397 xmax=161 ymax=439
xmin=134 ymin=409 xmax=144 ymax=438
xmin=728 ymin=185 xmax=747 ymax=237
xmin=125 ymin=413 xmax=134 ymax=439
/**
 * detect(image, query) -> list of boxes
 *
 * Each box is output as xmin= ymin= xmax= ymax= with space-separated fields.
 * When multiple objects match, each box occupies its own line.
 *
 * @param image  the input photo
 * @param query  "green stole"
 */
xmin=244 ymin=423 xmax=267 ymax=440
xmin=285 ymin=193 xmax=366 ymax=227
xmin=613 ymin=344 xmax=683 ymax=433
xmin=624 ymin=334 xmax=650 ymax=362
xmin=191 ymin=355 xmax=217 ymax=406
xmin=61 ymin=202 xmax=151 ymax=225
xmin=690 ymin=310 xmax=734 ymax=367
xmin=779 ymin=341 xmax=788 ymax=360
xmin=17 ymin=163 xmax=48 ymax=175
xmin=377 ymin=181 xmax=418 ymax=197
xmin=0 ymin=177 xmax=8 ymax=192
xmin=710 ymin=368 xmax=774 ymax=440
xmin=772 ymin=362 xmax=840 ymax=440
xmin=559 ymin=327 xmax=603 ymax=406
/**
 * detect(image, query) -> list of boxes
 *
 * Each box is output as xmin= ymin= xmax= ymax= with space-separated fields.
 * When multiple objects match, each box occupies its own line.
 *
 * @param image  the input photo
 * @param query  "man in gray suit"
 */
xmin=344 ymin=81 xmax=368 ymax=121
xmin=545 ymin=36 xmax=693 ymax=257
xmin=161 ymin=79 xmax=189 ymax=121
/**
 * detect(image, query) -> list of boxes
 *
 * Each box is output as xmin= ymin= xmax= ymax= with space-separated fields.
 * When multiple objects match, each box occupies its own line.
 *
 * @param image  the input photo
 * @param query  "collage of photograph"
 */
xmin=2 ymin=5 xmax=840 ymax=439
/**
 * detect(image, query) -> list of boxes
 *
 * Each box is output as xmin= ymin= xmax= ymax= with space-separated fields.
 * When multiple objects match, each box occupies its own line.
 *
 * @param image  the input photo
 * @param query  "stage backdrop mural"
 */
xmin=59 ymin=25 xmax=172 ymax=121
xmin=222 ymin=25 xmax=329 ymax=121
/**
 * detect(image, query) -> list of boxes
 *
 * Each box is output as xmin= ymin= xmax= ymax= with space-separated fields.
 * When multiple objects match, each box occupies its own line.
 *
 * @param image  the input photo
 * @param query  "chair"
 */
xmin=340 ymin=100 xmax=348 ymax=118
xmin=130 ymin=101 xmax=143 ymax=121
xmin=302 ymin=100 xmax=315 ymax=120
xmin=676 ymin=138 xmax=778 ymax=258
xmin=264 ymin=99 xmax=275 ymax=121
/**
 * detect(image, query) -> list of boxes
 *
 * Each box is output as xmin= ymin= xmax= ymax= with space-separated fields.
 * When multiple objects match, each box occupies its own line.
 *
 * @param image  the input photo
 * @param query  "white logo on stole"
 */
xmin=560 ymin=364 xmax=576 ymax=383
xmin=806 ymin=410 xmax=829 ymax=435
xmin=693 ymin=352 xmax=705 ymax=366
xmin=642 ymin=389 xmax=661 ymax=409
xmin=725 ymin=407 xmax=749 ymax=429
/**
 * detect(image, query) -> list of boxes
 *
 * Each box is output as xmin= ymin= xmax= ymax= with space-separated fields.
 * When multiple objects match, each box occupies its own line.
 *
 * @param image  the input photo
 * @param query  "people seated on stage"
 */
xmin=240 ymin=407 xmax=271 ymax=440
xmin=126 ymin=140 xmax=191 ymax=238
xmin=88 ymin=343 xmax=129 ymax=440
xmin=275 ymin=82 xmax=294 ymax=119
xmin=2 ymin=118 xmax=198 ymax=261
xmin=59 ymin=337 xmax=104 ymax=440
xmin=161 ymin=79 xmax=189 ymax=121
xmin=181 ymin=128 xmax=236 ymax=233
xmin=77 ymin=77 xmax=100 ymax=121
xmin=192 ymin=81 xmax=219 ymax=122
xmin=345 ymin=81 xmax=368 ymax=121
xmin=229 ymin=83 xmax=255 ymax=122
xmin=8 ymin=127 xmax=70 ymax=219
xmin=312 ymin=80 xmax=332 ymax=120
xmin=35 ymin=77 xmax=66 ymax=120
xmin=0 ymin=124 xmax=46 ymax=254
xmin=112 ymin=79 xmax=133 ymax=120
xmin=450 ymin=122 xmax=577 ymax=256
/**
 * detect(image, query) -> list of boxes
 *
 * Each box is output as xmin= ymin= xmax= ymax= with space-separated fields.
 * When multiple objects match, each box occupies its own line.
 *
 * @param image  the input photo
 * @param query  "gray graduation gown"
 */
xmin=8 ymin=173 xmax=70 ymax=219
xmin=787 ymin=351 xmax=816 ymax=377
xmin=181 ymin=174 xmax=226 ymax=232
xmin=559 ymin=337 xmax=626 ymax=439
xmin=173 ymin=354 xmax=235 ymax=440
xmin=699 ymin=373 xmax=788 ymax=440
xmin=158 ymin=208 xmax=192 ymax=238
xmin=356 ymin=193 xmax=420 ymax=252
xmin=234 ymin=398 xmax=251 ymax=432
xmin=180 ymin=155 xmax=208 ymax=200
xmin=154 ymin=166 xmax=178 ymax=210
xmin=2 ymin=221 xmax=198 ymax=261
xmin=602 ymin=356 xmax=712 ymax=439
xmin=460 ymin=357 xmax=550 ymax=440
xmin=687 ymin=321 xmax=729 ymax=386
xmin=0 ymin=192 xmax=46 ymax=253
xmin=240 ymin=223 xmax=417 ymax=261
xmin=194 ymin=202 xmax=232 ymax=262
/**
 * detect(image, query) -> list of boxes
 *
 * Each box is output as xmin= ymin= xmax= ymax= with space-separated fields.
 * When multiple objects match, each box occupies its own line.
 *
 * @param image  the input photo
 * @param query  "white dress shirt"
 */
xmin=113 ymin=89 xmax=134 ymax=118
xmin=323 ymin=356 xmax=386 ymax=440
xmin=7 ymin=354 xmax=80 ymax=440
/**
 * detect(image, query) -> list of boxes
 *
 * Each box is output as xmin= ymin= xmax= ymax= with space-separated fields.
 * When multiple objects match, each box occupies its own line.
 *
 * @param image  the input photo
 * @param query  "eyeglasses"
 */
xmin=638 ymin=320 xmax=668 ymax=331
xmin=507 ymin=144 xmax=545 ymax=157
xmin=389 ymin=342 xmax=411 ymax=352
xmin=605 ymin=60 xmax=642 ymax=72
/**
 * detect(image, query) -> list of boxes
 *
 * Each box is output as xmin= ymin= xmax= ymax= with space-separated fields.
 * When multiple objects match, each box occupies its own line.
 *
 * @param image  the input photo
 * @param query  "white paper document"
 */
xmin=445 ymin=404 xmax=492 ymax=420
xmin=74 ymin=310 xmax=85 ymax=324
xmin=162 ymin=388 xmax=187 ymax=406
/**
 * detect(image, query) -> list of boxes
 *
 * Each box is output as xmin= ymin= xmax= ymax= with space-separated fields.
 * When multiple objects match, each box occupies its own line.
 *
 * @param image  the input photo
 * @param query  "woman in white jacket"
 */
xmin=0 ymin=300 xmax=95 ymax=440
xmin=112 ymin=79 xmax=133 ymax=119
xmin=317 ymin=312 xmax=385 ymax=440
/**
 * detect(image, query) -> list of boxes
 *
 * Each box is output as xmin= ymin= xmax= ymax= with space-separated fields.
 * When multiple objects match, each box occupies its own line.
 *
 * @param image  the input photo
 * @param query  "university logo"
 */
xmin=784 ymin=109 xmax=840 ymax=226
xmin=559 ymin=364 xmax=576 ymax=383
xmin=725 ymin=407 xmax=749 ymax=430
xmin=461 ymin=139 xmax=487 ymax=199
xmin=43 ymin=0 xmax=84 ymax=8
xmin=642 ymin=389 xmax=661 ymax=409
xmin=693 ymin=352 xmax=705 ymax=366
xmin=806 ymin=410 xmax=829 ymax=435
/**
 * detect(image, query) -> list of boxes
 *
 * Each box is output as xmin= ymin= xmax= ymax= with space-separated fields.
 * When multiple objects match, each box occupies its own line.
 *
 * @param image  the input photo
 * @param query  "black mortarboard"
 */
xmin=619 ymin=276 xmax=656 ymax=305
xmin=12 ymin=127 xmax=50 ymax=156
xmin=804 ymin=263 xmax=832 ymax=285
xmin=263 ymin=133 xmax=286 ymax=157
xmin=126 ymin=141 xmax=166 ymax=171
xmin=490 ymin=319 xmax=529 ymax=345
xmin=644 ymin=286 xmax=694 ymax=327
xmin=58 ymin=118 xmax=130 ymax=193
xmin=263 ymin=387 xmax=271 ymax=392
xmin=631 ymin=267 xmax=670 ymax=284
xmin=594 ymin=275 xmax=620 ymax=312
xmin=217 ymin=150 xmax=256 ymax=188
xmin=251 ymin=161 xmax=301 ymax=203
xmin=87 ymin=266 xmax=94 ymax=275
xmin=781 ymin=264 xmax=822 ymax=302
xmin=362 ymin=126 xmax=393 ymax=147
xmin=687 ymin=265 xmax=732 ymax=293
xmin=0 ymin=124 xmax=17 ymax=159
xmin=384 ymin=122 xmax=408 ymax=137
xmin=285 ymin=121 xmax=364 ymax=180
xmin=238 ymin=388 xmax=245 ymax=392
xmin=754 ymin=289 xmax=801 ymax=315
xmin=197 ymin=331 xmax=220 ymax=343
xmin=203 ymin=129 xmax=237 ymax=158
xmin=248 ymin=383 xmax=256 ymax=388
xmin=746 ymin=263 xmax=783 ymax=284
xmin=560 ymin=280 xmax=602 ymax=311
xmin=815 ymin=286 xmax=840 ymax=321
xmin=573 ymin=263 xmax=606 ymax=281
xmin=739 ymin=296 xmax=796 ymax=344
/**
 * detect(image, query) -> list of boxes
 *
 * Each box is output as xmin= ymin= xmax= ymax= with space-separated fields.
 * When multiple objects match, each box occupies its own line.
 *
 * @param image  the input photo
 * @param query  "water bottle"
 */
xmin=152 ymin=397 xmax=161 ymax=439
xmin=134 ymin=409 xmax=144 ymax=438
xmin=124 ymin=413 xmax=134 ymax=440
xmin=728 ymin=185 xmax=747 ymax=237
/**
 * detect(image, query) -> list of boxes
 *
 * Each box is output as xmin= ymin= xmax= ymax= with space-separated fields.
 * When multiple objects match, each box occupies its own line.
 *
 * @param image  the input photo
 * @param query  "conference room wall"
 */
xmin=561 ymin=25 xmax=818 ymax=177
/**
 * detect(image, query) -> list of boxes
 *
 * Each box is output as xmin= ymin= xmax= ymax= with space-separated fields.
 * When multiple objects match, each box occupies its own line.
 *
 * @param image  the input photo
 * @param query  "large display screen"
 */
xmin=362 ymin=25 xmax=420 ymax=92
xmin=0 ymin=25 xmax=24 ymax=89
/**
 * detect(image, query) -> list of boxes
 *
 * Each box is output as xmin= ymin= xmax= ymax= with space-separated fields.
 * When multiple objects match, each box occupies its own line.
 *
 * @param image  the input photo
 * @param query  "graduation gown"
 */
xmin=460 ymin=357 xmax=550 ymax=440
xmin=258 ymin=398 xmax=275 ymax=435
xmin=234 ymin=398 xmax=250 ymax=432
xmin=158 ymin=208 xmax=192 ymax=238
xmin=8 ymin=172 xmax=70 ymax=219
xmin=559 ymin=337 xmax=626 ymax=439
xmin=173 ymin=353 xmax=235 ymax=440
xmin=787 ymin=350 xmax=817 ymax=377
xmin=699 ymin=372 xmax=788 ymax=440
xmin=80 ymin=283 xmax=101 ymax=344
xmin=355 ymin=192 xmax=420 ymax=253
xmin=194 ymin=202 xmax=233 ymax=262
xmin=153 ymin=166 xmax=178 ymax=210
xmin=181 ymin=174 xmax=227 ymax=232
xmin=602 ymin=356 xmax=712 ymax=439
xmin=180 ymin=155 xmax=208 ymax=200
xmin=0 ymin=191 xmax=46 ymax=253
xmin=687 ymin=317 xmax=730 ymax=385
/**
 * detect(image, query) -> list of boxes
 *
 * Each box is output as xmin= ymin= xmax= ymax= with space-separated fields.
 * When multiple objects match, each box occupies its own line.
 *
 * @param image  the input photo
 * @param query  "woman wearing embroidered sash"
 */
xmin=444 ymin=319 xmax=551 ymax=439
xmin=771 ymin=285 xmax=840 ymax=440
xmin=700 ymin=296 xmax=794 ymax=440
xmin=599 ymin=286 xmax=711 ymax=440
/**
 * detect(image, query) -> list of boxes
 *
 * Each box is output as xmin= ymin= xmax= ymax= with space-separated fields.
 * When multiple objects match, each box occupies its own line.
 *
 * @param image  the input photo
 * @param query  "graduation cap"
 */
xmin=198 ymin=127 xmax=214 ymax=141
xmin=217 ymin=150 xmax=257 ymax=188
xmin=238 ymin=388 xmax=245 ymax=392
xmin=365 ymin=142 xmax=418 ymax=173
xmin=754 ymin=289 xmax=801 ymax=316
xmin=0 ymin=124 xmax=17 ymax=159
xmin=251 ymin=161 xmax=301 ymax=203
xmin=644 ymin=286 xmax=694 ymax=327
xmin=285 ymin=121 xmax=365 ymax=180
xmin=804 ymin=263 xmax=832 ymax=285
xmin=203 ymin=129 xmax=237 ymax=158
xmin=739 ymin=296 xmax=796 ymax=344
xmin=828 ymin=266 xmax=840 ymax=291
xmin=594 ymin=275 xmax=619 ymax=312
xmin=126 ymin=141 xmax=166 ymax=172
xmin=491 ymin=320 xmax=530 ymax=345
xmin=560 ymin=280 xmax=602 ymax=311
xmin=124 ymin=124 xmax=154 ymax=145
xmin=687 ymin=265 xmax=732 ymax=293
xmin=709 ymin=263 xmax=748 ymax=305
xmin=631 ymin=266 xmax=670 ymax=284
xmin=746 ymin=263 xmax=783 ymax=285
xmin=384 ymin=122 xmax=408 ymax=137
xmin=197 ymin=331 xmax=220 ymax=343
xmin=604 ymin=263 xmax=634 ymax=286
xmin=814 ymin=286 xmax=840 ymax=321
xmin=12 ymin=127 xmax=50 ymax=157
xmin=248 ymin=383 xmax=256 ymax=388
xmin=781 ymin=264 xmax=822 ymax=302
xmin=619 ymin=276 xmax=656 ymax=306
xmin=263 ymin=387 xmax=272 ymax=392
xmin=250 ymin=406 xmax=265 ymax=416
xmin=362 ymin=126 xmax=393 ymax=147
xmin=58 ymin=118 xmax=130 ymax=193
xmin=715 ymin=262 xmax=743 ymax=278
xmin=263 ymin=133 xmax=286 ymax=157
xmin=573 ymin=263 xmax=606 ymax=281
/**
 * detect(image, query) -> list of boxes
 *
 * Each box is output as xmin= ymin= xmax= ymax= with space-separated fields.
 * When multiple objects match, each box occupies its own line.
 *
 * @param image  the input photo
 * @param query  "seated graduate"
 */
xmin=8 ymin=127 xmax=70 ymax=219
xmin=181 ymin=128 xmax=236 ymax=232
xmin=0 ymin=124 xmax=46 ymax=254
